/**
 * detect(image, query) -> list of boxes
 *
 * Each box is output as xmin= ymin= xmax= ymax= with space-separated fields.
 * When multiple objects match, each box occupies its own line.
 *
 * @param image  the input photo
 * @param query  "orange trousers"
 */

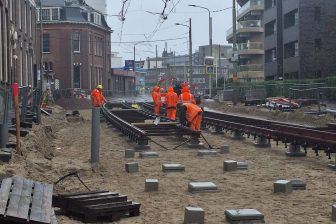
xmin=154 ymin=105 xmax=160 ymax=116
xmin=166 ymin=108 xmax=177 ymax=120
xmin=190 ymin=114 xmax=202 ymax=131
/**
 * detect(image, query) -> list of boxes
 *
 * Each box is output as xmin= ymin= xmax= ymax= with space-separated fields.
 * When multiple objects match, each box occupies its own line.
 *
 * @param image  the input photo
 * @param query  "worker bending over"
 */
xmin=179 ymin=85 xmax=196 ymax=104
xmin=165 ymin=86 xmax=178 ymax=121
xmin=91 ymin=85 xmax=107 ymax=107
xmin=151 ymin=86 xmax=162 ymax=116
xmin=179 ymin=102 xmax=203 ymax=131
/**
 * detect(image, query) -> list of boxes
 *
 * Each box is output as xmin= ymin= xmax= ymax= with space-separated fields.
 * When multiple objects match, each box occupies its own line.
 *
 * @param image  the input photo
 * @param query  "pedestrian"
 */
xmin=179 ymin=85 xmax=196 ymax=104
xmin=91 ymin=84 xmax=107 ymax=107
xmin=151 ymin=86 xmax=161 ymax=116
xmin=179 ymin=102 xmax=203 ymax=131
xmin=165 ymin=86 xmax=178 ymax=121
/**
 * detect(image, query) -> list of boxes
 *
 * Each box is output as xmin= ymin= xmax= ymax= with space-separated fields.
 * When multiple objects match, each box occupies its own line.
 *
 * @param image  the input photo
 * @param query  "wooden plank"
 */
xmin=30 ymin=182 xmax=53 ymax=224
xmin=6 ymin=177 xmax=24 ymax=218
xmin=56 ymin=191 xmax=108 ymax=198
xmin=16 ymin=178 xmax=34 ymax=220
xmin=75 ymin=195 xmax=127 ymax=206
xmin=0 ymin=178 xmax=13 ymax=215
xmin=65 ymin=192 xmax=118 ymax=200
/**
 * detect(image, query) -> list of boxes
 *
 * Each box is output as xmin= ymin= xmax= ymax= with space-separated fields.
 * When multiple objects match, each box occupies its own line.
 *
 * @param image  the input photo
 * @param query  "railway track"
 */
xmin=140 ymin=102 xmax=336 ymax=157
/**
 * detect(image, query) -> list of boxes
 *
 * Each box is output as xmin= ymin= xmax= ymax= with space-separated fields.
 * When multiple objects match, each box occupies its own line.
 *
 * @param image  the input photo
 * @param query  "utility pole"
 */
xmin=155 ymin=45 xmax=158 ymax=80
xmin=232 ymin=0 xmax=238 ymax=105
xmin=70 ymin=34 xmax=74 ymax=88
xmin=40 ymin=1 xmax=43 ymax=92
xmin=189 ymin=18 xmax=192 ymax=85
xmin=209 ymin=13 xmax=213 ymax=98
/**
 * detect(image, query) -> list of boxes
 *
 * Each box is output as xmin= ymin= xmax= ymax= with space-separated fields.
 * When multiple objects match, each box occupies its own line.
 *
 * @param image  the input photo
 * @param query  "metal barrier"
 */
xmin=0 ymin=84 xmax=10 ymax=148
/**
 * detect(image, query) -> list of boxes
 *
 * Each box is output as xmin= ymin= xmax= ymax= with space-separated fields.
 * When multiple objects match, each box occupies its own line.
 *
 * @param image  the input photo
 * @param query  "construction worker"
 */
xmin=179 ymin=85 xmax=196 ymax=104
xmin=165 ymin=86 xmax=178 ymax=121
xmin=179 ymin=102 xmax=203 ymax=131
xmin=91 ymin=85 xmax=107 ymax=107
xmin=151 ymin=86 xmax=161 ymax=116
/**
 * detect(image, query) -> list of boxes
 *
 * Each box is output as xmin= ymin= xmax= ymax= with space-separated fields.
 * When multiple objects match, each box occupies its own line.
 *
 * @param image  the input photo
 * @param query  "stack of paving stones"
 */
xmin=125 ymin=162 xmax=139 ymax=173
xmin=124 ymin=149 xmax=135 ymax=158
xmin=273 ymin=180 xmax=292 ymax=193
xmin=225 ymin=209 xmax=265 ymax=223
xmin=0 ymin=148 xmax=12 ymax=162
xmin=162 ymin=164 xmax=185 ymax=172
xmin=188 ymin=182 xmax=218 ymax=193
xmin=145 ymin=179 xmax=159 ymax=192
xmin=224 ymin=160 xmax=238 ymax=171
xmin=139 ymin=151 xmax=159 ymax=159
xmin=290 ymin=180 xmax=306 ymax=190
xmin=332 ymin=204 xmax=336 ymax=221
xmin=197 ymin=150 xmax=217 ymax=157
xmin=237 ymin=162 xmax=248 ymax=170
xmin=184 ymin=207 xmax=204 ymax=224
xmin=220 ymin=145 xmax=230 ymax=154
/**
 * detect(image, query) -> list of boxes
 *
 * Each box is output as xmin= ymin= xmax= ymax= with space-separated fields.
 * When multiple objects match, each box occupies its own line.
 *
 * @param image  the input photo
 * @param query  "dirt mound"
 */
xmin=56 ymin=98 xmax=91 ymax=110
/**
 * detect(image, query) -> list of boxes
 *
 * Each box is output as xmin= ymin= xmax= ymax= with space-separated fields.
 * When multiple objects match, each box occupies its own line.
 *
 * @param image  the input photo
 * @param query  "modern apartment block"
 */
xmin=226 ymin=0 xmax=264 ymax=81
xmin=36 ymin=0 xmax=112 ymax=90
xmin=264 ymin=0 xmax=336 ymax=80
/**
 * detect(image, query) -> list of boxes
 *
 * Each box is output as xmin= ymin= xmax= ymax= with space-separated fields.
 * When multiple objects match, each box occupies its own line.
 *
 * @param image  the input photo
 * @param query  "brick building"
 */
xmin=264 ymin=0 xmax=336 ymax=80
xmin=36 ymin=0 xmax=112 ymax=90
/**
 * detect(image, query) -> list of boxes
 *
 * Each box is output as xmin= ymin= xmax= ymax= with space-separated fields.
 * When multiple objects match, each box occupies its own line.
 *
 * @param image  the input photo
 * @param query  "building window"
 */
xmin=49 ymin=62 xmax=53 ymax=71
xmin=18 ymin=0 xmax=21 ymax=29
xmin=265 ymin=20 xmax=276 ymax=36
xmin=42 ymin=33 xmax=50 ymax=53
xmin=41 ymin=9 xmax=50 ymax=21
xmin=284 ymin=41 xmax=299 ymax=58
xmin=89 ymin=34 xmax=92 ymax=54
xmin=284 ymin=9 xmax=298 ymax=29
xmin=315 ymin=39 xmax=321 ymax=51
xmin=52 ymin=8 xmax=59 ymax=20
xmin=314 ymin=7 xmax=321 ymax=23
xmin=44 ymin=62 xmax=49 ymax=71
xmin=72 ymin=32 xmax=80 ymax=53
xmin=265 ymin=48 xmax=277 ymax=63
xmin=265 ymin=0 xmax=276 ymax=10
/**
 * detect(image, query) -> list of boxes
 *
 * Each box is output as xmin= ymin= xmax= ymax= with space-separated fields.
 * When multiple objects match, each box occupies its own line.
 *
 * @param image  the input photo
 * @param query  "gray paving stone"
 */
xmin=139 ymin=151 xmax=159 ymax=158
xmin=273 ymin=180 xmax=292 ymax=193
xmin=328 ymin=163 xmax=336 ymax=170
xmin=332 ymin=204 xmax=336 ymax=221
xmin=224 ymin=160 xmax=238 ymax=171
xmin=0 ymin=149 xmax=12 ymax=162
xmin=188 ymin=182 xmax=218 ymax=193
xmin=220 ymin=145 xmax=230 ymax=154
xmin=145 ymin=179 xmax=159 ymax=192
xmin=124 ymin=149 xmax=135 ymax=158
xmin=225 ymin=209 xmax=264 ymax=222
xmin=197 ymin=150 xmax=217 ymax=156
xmin=237 ymin=162 xmax=248 ymax=170
xmin=125 ymin=162 xmax=139 ymax=173
xmin=290 ymin=180 xmax=306 ymax=190
xmin=184 ymin=207 xmax=204 ymax=224
xmin=162 ymin=164 xmax=185 ymax=172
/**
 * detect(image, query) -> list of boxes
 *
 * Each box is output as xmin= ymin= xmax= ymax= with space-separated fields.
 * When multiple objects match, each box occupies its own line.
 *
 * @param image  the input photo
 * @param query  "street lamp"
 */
xmin=175 ymin=18 xmax=192 ymax=84
xmin=188 ymin=4 xmax=213 ymax=97
xmin=215 ymin=58 xmax=228 ymax=90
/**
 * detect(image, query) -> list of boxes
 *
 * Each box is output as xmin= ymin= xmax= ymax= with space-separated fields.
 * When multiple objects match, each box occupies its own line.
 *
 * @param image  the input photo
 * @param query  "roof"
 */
xmin=41 ymin=0 xmax=64 ymax=7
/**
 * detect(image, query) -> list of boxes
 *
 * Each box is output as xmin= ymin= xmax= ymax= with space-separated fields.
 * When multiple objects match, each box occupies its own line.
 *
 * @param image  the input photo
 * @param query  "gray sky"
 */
xmin=106 ymin=0 xmax=233 ymax=61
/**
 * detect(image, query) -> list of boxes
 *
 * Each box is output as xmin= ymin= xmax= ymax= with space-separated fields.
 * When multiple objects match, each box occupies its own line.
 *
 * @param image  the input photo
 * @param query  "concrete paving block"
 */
xmin=328 ymin=163 xmax=336 ymax=170
xmin=273 ymin=180 xmax=292 ymax=193
xmin=285 ymin=151 xmax=306 ymax=157
xmin=332 ymin=204 xmax=336 ymax=221
xmin=124 ymin=149 xmax=135 ymax=158
xmin=139 ymin=151 xmax=159 ymax=158
xmin=0 ymin=150 xmax=11 ymax=162
xmin=188 ymin=182 xmax=218 ymax=193
xmin=224 ymin=160 xmax=238 ymax=171
xmin=290 ymin=180 xmax=306 ymax=190
xmin=197 ymin=150 xmax=217 ymax=156
xmin=237 ymin=162 xmax=248 ymax=170
xmin=145 ymin=179 xmax=159 ymax=192
xmin=225 ymin=209 xmax=264 ymax=222
xmin=162 ymin=164 xmax=185 ymax=172
xmin=125 ymin=162 xmax=139 ymax=173
xmin=220 ymin=145 xmax=230 ymax=154
xmin=184 ymin=207 xmax=204 ymax=224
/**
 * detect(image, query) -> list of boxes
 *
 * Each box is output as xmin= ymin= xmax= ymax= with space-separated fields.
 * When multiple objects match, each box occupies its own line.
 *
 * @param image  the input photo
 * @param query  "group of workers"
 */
xmin=151 ymin=84 xmax=203 ymax=131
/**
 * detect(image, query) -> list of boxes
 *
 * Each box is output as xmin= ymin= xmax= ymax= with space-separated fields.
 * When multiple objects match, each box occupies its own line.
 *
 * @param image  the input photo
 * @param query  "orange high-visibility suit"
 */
xmin=91 ymin=88 xmax=106 ymax=107
xmin=179 ymin=86 xmax=196 ymax=104
xmin=181 ymin=103 xmax=203 ymax=131
xmin=165 ymin=86 xmax=178 ymax=120
xmin=151 ymin=86 xmax=161 ymax=116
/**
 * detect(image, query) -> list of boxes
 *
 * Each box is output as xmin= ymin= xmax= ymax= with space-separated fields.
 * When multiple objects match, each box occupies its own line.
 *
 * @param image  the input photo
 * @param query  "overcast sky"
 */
xmin=106 ymin=0 xmax=233 ymax=61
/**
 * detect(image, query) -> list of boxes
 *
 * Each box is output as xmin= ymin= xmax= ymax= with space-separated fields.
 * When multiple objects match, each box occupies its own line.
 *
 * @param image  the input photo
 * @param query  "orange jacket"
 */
xmin=165 ymin=86 xmax=178 ymax=109
xmin=184 ymin=103 xmax=203 ymax=123
xmin=179 ymin=86 xmax=196 ymax=104
xmin=152 ymin=86 xmax=161 ymax=106
xmin=91 ymin=89 xmax=106 ymax=107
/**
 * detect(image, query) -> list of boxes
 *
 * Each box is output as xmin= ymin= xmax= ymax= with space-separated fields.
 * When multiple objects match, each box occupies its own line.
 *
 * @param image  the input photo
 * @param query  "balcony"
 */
xmin=238 ymin=64 xmax=264 ymax=79
xmin=238 ymin=42 xmax=264 ymax=55
xmin=226 ymin=20 xmax=264 ymax=41
xmin=237 ymin=0 xmax=264 ymax=21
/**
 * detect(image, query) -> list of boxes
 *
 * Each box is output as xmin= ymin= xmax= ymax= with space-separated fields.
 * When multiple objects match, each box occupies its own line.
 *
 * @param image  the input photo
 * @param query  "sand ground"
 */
xmin=2 ymin=100 xmax=336 ymax=224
